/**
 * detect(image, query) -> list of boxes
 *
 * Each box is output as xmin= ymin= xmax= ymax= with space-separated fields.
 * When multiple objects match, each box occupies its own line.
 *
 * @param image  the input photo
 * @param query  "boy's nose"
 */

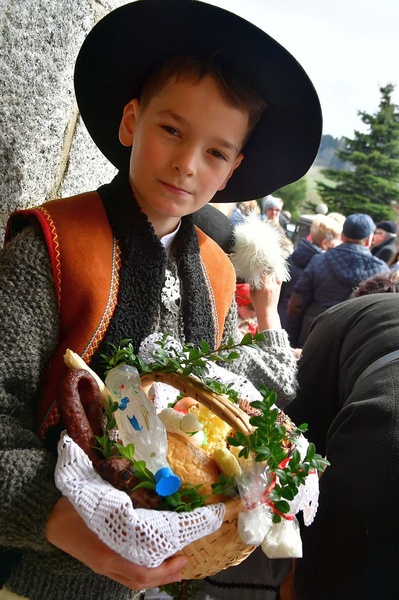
xmin=171 ymin=147 xmax=197 ymax=177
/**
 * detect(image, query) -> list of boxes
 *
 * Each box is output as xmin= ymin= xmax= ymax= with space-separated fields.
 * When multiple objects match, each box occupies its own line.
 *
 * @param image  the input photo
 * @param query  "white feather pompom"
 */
xmin=230 ymin=213 xmax=291 ymax=289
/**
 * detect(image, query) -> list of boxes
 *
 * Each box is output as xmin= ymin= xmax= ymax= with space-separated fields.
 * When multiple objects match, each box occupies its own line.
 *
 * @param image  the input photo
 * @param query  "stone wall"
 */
xmin=0 ymin=0 xmax=128 ymax=240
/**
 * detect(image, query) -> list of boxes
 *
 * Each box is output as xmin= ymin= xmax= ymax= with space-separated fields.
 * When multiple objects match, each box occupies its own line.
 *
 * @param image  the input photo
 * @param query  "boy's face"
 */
xmin=119 ymin=75 xmax=249 ymax=235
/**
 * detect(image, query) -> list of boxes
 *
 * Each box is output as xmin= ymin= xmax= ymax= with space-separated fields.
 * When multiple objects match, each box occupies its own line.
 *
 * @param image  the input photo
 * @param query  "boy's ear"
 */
xmin=217 ymin=153 xmax=244 ymax=191
xmin=119 ymin=99 xmax=140 ymax=147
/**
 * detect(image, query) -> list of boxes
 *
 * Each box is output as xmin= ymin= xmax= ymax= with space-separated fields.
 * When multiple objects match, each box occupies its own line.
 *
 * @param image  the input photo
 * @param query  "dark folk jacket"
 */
xmin=286 ymin=294 xmax=399 ymax=599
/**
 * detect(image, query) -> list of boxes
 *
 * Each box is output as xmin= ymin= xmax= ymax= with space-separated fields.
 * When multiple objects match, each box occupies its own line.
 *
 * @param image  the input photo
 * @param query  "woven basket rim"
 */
xmin=140 ymin=371 xmax=253 ymax=436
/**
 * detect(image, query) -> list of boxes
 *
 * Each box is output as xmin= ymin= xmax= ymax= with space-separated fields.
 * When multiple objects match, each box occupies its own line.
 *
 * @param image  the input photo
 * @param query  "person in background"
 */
xmin=285 ymin=294 xmax=399 ymax=599
xmin=350 ymin=269 xmax=399 ymax=298
xmin=261 ymin=196 xmax=294 ymax=258
xmin=370 ymin=220 xmax=398 ymax=265
xmin=279 ymin=209 xmax=291 ymax=233
xmin=327 ymin=212 xmax=346 ymax=228
xmin=229 ymin=200 xmax=260 ymax=227
xmin=390 ymin=253 xmax=399 ymax=271
xmin=262 ymin=196 xmax=283 ymax=225
xmin=281 ymin=210 xmax=292 ymax=227
xmin=286 ymin=213 xmax=386 ymax=347
xmin=278 ymin=214 xmax=342 ymax=337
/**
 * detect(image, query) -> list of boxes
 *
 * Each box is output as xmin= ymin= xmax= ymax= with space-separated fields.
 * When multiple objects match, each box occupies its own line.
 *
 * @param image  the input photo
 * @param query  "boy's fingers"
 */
xmin=111 ymin=554 xmax=189 ymax=591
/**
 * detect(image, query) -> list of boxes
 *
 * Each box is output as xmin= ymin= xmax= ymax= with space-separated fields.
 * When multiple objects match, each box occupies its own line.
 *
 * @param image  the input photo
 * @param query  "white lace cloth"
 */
xmin=55 ymin=433 xmax=225 ymax=567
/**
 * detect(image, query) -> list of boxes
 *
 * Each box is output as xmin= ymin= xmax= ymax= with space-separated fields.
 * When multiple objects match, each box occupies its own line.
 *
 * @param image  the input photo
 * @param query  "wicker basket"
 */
xmin=140 ymin=371 xmax=256 ymax=580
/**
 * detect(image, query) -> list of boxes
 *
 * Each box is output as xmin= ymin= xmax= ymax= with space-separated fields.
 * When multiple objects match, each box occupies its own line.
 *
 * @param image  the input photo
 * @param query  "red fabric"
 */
xmin=235 ymin=283 xmax=252 ymax=307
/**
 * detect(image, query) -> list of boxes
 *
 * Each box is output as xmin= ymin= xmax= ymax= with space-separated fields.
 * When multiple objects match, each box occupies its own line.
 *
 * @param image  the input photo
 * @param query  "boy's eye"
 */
xmin=209 ymin=149 xmax=228 ymax=161
xmin=161 ymin=125 xmax=179 ymax=136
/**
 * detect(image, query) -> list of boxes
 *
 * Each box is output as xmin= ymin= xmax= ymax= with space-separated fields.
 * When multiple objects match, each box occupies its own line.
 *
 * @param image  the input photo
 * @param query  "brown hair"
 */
xmin=139 ymin=55 xmax=267 ymax=139
xmin=350 ymin=270 xmax=399 ymax=298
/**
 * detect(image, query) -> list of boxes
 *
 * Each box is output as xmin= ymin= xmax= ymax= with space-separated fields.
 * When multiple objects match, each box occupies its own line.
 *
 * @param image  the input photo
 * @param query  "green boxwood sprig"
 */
xmin=227 ymin=384 xmax=329 ymax=522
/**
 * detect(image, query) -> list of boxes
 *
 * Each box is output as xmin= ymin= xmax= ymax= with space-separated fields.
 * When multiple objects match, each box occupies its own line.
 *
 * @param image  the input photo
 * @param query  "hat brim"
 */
xmin=74 ymin=0 xmax=322 ymax=203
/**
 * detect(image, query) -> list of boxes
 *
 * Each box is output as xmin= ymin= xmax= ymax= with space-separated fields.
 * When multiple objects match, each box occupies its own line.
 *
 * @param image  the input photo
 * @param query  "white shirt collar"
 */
xmin=160 ymin=220 xmax=181 ymax=252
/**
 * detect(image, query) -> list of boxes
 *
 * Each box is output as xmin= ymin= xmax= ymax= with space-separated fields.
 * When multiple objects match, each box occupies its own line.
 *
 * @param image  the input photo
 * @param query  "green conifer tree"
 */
xmin=317 ymin=84 xmax=399 ymax=221
xmin=273 ymin=177 xmax=308 ymax=221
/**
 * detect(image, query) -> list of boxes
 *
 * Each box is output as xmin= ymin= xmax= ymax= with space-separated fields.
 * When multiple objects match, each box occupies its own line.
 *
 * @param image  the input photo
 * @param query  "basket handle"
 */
xmin=140 ymin=371 xmax=253 ymax=436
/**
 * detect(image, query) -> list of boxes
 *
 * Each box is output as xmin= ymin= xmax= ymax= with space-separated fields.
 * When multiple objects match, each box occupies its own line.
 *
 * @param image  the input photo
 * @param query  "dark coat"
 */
xmin=287 ymin=243 xmax=387 ymax=346
xmin=371 ymin=235 xmax=397 ymax=264
xmin=278 ymin=239 xmax=322 ymax=329
xmin=286 ymin=294 xmax=399 ymax=599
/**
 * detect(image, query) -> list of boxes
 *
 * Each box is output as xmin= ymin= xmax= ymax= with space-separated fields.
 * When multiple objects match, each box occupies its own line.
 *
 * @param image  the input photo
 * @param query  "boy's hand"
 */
xmin=249 ymin=273 xmax=282 ymax=331
xmin=45 ymin=497 xmax=188 ymax=591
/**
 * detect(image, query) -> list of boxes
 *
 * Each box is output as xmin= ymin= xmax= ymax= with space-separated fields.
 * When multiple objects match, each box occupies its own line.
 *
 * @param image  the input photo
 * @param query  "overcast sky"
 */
xmin=209 ymin=0 xmax=399 ymax=139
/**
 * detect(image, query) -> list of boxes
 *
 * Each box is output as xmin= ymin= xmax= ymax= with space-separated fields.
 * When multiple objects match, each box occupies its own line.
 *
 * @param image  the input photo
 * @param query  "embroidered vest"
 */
xmin=6 ymin=192 xmax=235 ymax=441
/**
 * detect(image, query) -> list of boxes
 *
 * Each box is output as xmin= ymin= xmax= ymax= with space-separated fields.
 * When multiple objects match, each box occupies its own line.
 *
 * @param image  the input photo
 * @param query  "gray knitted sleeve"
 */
xmin=0 ymin=225 xmax=61 ymax=552
xmin=221 ymin=302 xmax=298 ymax=408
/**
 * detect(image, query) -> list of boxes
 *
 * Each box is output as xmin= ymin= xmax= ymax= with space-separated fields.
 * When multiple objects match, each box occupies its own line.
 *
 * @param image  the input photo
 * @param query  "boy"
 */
xmin=0 ymin=1 xmax=321 ymax=599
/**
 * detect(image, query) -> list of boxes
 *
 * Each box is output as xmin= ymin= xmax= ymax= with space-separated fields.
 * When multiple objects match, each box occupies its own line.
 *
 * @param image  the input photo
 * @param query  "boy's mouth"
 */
xmin=161 ymin=181 xmax=192 ymax=197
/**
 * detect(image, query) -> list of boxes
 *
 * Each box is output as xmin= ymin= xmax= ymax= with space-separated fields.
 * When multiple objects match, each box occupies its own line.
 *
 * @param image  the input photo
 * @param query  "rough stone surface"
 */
xmin=0 ymin=0 xmax=125 ymax=238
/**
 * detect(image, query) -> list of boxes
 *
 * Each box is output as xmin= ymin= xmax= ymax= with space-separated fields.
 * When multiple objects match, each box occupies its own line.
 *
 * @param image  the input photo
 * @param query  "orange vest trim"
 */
xmin=7 ymin=192 xmax=120 ymax=440
xmin=195 ymin=226 xmax=236 ymax=347
xmin=7 ymin=194 xmax=235 ymax=441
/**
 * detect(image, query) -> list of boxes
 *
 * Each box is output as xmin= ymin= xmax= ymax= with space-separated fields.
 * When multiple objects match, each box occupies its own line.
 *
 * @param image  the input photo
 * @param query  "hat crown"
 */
xmin=343 ymin=214 xmax=376 ymax=240
xmin=376 ymin=220 xmax=397 ymax=234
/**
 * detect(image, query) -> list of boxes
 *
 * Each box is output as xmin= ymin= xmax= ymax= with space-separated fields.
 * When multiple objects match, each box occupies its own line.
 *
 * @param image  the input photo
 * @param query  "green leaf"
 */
xmin=211 ymin=474 xmax=238 ymax=497
xmin=232 ymin=431 xmax=249 ymax=446
xmin=305 ymin=443 xmax=316 ymax=461
xmin=240 ymin=332 xmax=254 ymax=345
xmin=297 ymin=423 xmax=308 ymax=432
xmin=114 ymin=442 xmax=135 ymax=463
xmin=279 ymin=486 xmax=296 ymax=501
xmin=133 ymin=480 xmax=156 ymax=491
xmin=289 ymin=449 xmax=301 ymax=468
xmin=200 ymin=339 xmax=210 ymax=353
xmin=274 ymin=500 xmax=290 ymax=514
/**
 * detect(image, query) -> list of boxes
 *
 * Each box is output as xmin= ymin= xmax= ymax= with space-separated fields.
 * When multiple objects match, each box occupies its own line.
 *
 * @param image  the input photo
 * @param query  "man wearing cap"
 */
xmin=287 ymin=214 xmax=387 ymax=347
xmin=371 ymin=220 xmax=398 ymax=264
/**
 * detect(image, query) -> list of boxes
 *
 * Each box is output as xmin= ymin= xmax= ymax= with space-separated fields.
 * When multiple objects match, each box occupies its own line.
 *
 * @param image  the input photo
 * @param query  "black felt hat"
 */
xmin=74 ymin=0 xmax=322 ymax=203
xmin=376 ymin=221 xmax=398 ymax=234
xmin=192 ymin=204 xmax=234 ymax=253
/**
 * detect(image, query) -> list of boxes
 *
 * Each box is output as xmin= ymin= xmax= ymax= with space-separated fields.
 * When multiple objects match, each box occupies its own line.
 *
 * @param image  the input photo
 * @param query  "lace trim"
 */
xmin=161 ymin=267 xmax=181 ymax=315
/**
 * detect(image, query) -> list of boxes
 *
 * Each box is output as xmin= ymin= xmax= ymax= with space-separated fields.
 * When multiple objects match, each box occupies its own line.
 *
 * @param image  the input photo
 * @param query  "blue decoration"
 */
xmin=128 ymin=415 xmax=143 ymax=431
xmin=119 ymin=396 xmax=129 ymax=410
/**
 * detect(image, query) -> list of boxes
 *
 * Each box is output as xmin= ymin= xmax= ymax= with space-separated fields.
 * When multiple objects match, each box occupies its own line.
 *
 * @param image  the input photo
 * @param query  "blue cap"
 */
xmin=343 ymin=214 xmax=375 ymax=240
xmin=154 ymin=467 xmax=181 ymax=496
